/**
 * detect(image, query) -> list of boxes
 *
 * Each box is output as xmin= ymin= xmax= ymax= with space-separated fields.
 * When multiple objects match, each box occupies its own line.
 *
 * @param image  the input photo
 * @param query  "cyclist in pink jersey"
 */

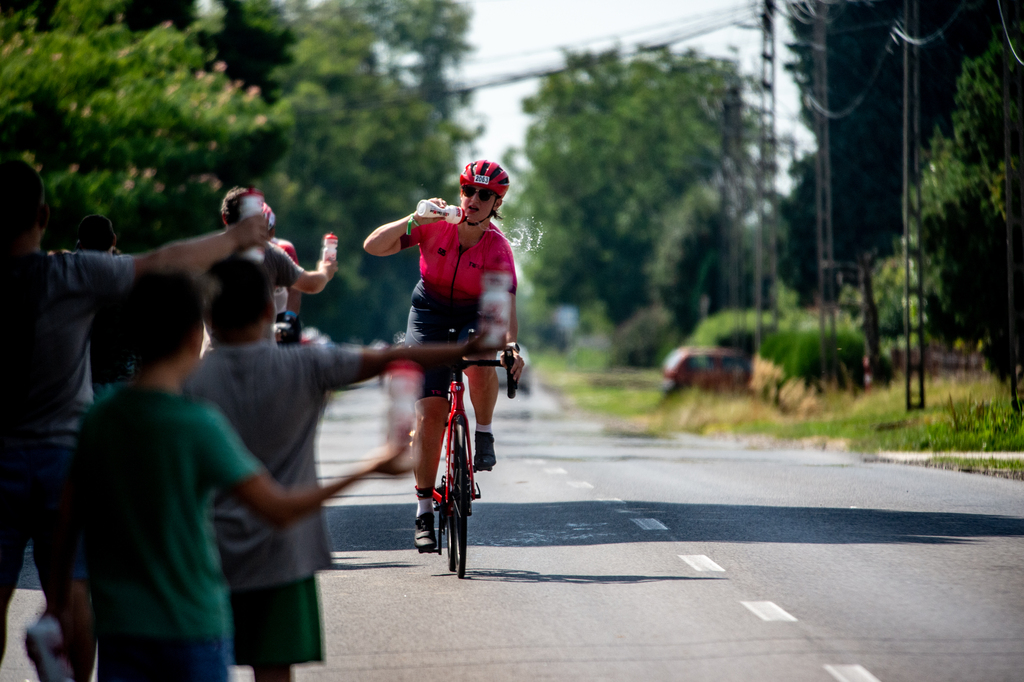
xmin=364 ymin=160 xmax=525 ymax=552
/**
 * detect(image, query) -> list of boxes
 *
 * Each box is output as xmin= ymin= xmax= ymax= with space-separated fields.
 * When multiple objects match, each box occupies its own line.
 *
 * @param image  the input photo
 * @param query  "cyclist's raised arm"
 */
xmin=364 ymin=198 xmax=447 ymax=256
xmin=362 ymin=216 xmax=410 ymax=256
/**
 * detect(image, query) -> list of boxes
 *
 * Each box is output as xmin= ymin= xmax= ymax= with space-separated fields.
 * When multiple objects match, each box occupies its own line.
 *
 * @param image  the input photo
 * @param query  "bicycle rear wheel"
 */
xmin=449 ymin=415 xmax=470 ymax=578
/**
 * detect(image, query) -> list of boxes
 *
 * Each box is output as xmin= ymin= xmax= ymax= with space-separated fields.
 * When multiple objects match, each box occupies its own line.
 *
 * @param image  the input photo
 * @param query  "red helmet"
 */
xmin=459 ymin=159 xmax=510 ymax=198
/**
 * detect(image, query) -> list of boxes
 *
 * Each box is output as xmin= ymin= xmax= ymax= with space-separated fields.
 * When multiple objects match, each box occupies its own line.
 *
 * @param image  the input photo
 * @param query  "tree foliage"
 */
xmin=781 ymin=0 xmax=999 ymax=302
xmin=516 ymin=49 xmax=734 ymax=330
xmin=0 ymin=0 xmax=289 ymax=250
xmin=922 ymin=36 xmax=1010 ymax=376
xmin=265 ymin=0 xmax=473 ymax=342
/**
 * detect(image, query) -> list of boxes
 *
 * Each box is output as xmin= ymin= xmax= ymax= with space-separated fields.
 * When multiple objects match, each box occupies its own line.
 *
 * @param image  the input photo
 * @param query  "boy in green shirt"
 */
xmin=45 ymin=272 xmax=411 ymax=682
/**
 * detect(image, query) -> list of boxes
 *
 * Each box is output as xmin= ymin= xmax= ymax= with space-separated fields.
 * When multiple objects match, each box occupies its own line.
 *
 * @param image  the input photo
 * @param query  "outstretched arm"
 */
xmin=353 ymin=334 xmax=501 ymax=384
xmin=292 ymin=259 xmax=339 ymax=294
xmin=232 ymin=443 xmax=410 ymax=528
xmin=132 ymin=214 xmax=268 ymax=280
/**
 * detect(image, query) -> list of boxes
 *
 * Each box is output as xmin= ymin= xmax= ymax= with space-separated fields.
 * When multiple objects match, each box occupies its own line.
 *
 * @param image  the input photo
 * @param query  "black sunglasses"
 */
xmin=461 ymin=185 xmax=497 ymax=202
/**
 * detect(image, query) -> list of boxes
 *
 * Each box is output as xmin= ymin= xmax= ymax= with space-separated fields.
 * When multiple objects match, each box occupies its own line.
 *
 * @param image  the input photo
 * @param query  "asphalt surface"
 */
xmin=3 ymin=379 xmax=1023 ymax=682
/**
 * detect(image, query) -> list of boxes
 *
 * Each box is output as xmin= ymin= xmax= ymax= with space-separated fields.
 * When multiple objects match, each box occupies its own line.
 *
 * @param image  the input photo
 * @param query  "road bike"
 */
xmin=433 ymin=346 xmax=517 ymax=578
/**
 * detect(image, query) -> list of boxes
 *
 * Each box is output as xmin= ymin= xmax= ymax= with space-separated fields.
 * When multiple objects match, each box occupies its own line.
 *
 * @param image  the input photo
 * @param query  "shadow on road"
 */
xmin=457 ymin=569 xmax=721 ymax=584
xmin=324 ymin=501 xmax=1024 ymax=553
xmin=18 ymin=501 xmax=1021 ymax=590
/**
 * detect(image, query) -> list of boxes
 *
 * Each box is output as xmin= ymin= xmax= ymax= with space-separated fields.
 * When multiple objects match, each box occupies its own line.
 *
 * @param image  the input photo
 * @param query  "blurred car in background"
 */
xmin=496 ymin=345 xmax=532 ymax=395
xmin=661 ymin=346 xmax=752 ymax=393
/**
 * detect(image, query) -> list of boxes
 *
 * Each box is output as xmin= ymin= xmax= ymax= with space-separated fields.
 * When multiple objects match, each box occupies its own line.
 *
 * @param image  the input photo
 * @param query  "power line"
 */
xmin=891 ymin=0 xmax=967 ymax=46
xmin=999 ymin=0 xmax=1024 ymax=66
xmin=451 ymin=8 xmax=754 ymax=93
xmin=475 ymin=5 xmax=752 ymax=66
xmin=806 ymin=26 xmax=895 ymax=119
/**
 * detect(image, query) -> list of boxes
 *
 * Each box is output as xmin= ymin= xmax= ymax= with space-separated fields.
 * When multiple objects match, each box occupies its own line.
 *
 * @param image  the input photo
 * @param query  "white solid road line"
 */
xmin=824 ymin=664 xmax=882 ymax=682
xmin=678 ymin=555 xmax=725 ymax=572
xmin=544 ymin=467 xmax=568 ymax=474
xmin=740 ymin=601 xmax=798 ymax=622
xmin=631 ymin=518 xmax=668 ymax=531
xmin=567 ymin=481 xmax=594 ymax=489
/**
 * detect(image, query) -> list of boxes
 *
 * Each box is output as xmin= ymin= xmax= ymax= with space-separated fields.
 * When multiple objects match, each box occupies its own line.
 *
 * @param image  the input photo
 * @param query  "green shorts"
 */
xmin=230 ymin=576 xmax=323 ymax=667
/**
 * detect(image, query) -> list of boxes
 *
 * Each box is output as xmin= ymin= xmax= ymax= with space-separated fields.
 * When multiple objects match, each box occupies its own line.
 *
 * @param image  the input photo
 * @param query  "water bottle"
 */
xmin=321 ymin=233 xmax=338 ymax=263
xmin=478 ymin=272 xmax=512 ymax=347
xmin=237 ymin=188 xmax=266 ymax=262
xmin=415 ymin=199 xmax=465 ymax=224
xmin=25 ymin=615 xmax=73 ymax=682
xmin=385 ymin=361 xmax=423 ymax=448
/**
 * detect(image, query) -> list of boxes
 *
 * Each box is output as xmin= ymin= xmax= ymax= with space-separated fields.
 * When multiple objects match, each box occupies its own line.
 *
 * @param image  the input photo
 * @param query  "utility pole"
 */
xmin=813 ymin=1 xmax=836 ymax=382
xmin=903 ymin=0 xmax=925 ymax=410
xmin=722 ymin=82 xmax=745 ymax=350
xmin=1004 ymin=0 xmax=1024 ymax=407
xmin=755 ymin=0 xmax=779 ymax=352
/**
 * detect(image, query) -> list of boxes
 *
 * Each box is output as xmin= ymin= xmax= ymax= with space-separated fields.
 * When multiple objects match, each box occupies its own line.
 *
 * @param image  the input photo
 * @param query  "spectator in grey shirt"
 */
xmin=0 ymin=160 xmax=267 ymax=681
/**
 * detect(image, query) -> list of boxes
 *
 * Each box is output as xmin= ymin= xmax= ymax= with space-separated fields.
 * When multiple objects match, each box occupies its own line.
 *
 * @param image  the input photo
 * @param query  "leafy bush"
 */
xmin=759 ymin=329 xmax=866 ymax=388
xmin=923 ymin=397 xmax=1024 ymax=452
xmin=611 ymin=306 xmax=675 ymax=367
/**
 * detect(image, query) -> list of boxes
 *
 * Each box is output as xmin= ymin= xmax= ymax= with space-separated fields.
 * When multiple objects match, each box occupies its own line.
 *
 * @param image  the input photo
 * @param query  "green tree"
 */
xmin=648 ymin=183 xmax=722 ymax=335
xmin=264 ymin=0 xmax=473 ymax=342
xmin=207 ymin=0 xmax=293 ymax=102
xmin=922 ymin=35 xmax=1010 ymax=376
xmin=517 ymin=49 xmax=733 ymax=328
xmin=0 ymin=0 xmax=289 ymax=250
xmin=781 ymin=0 xmax=999 ymax=302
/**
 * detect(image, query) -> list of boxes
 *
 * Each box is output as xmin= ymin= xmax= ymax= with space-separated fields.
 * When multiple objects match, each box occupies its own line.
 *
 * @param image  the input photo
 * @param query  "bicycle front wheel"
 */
xmin=450 ymin=415 xmax=470 ymax=578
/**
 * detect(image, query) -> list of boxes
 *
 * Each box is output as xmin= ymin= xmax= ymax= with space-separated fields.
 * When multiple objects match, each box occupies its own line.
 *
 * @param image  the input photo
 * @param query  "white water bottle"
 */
xmin=385 ymin=361 xmax=423 ymax=448
xmin=416 ymin=199 xmax=465 ymax=224
xmin=478 ymin=272 xmax=512 ymax=347
xmin=321 ymin=233 xmax=338 ymax=263
xmin=237 ymin=188 xmax=266 ymax=262
xmin=25 ymin=615 xmax=73 ymax=682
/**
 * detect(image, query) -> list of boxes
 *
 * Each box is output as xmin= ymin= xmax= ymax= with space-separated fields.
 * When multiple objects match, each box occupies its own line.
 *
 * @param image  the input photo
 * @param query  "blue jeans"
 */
xmin=0 ymin=446 xmax=88 ymax=587
xmin=98 ymin=635 xmax=234 ymax=682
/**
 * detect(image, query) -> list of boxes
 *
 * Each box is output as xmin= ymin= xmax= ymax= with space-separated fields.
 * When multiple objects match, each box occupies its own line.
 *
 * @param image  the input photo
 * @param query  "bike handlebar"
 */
xmin=454 ymin=349 xmax=518 ymax=399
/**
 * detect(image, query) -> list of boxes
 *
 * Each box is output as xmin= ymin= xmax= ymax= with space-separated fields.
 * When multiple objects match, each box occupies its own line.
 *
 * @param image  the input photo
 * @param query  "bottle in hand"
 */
xmin=385 ymin=361 xmax=423 ymax=448
xmin=416 ymin=200 xmax=464 ymax=224
xmin=478 ymin=272 xmax=512 ymax=347
xmin=322 ymin=233 xmax=338 ymax=263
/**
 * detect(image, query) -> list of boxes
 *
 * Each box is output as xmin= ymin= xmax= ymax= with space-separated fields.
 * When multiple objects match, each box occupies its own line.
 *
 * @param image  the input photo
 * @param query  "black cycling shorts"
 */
xmin=405 ymin=281 xmax=477 ymax=399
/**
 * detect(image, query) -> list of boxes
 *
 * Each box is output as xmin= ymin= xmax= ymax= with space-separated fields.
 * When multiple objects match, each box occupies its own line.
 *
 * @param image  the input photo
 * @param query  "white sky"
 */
xmin=457 ymin=0 xmax=815 ymax=191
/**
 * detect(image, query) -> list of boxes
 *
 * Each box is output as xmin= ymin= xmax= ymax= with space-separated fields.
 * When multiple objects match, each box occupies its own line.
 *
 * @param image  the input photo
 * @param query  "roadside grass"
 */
xmin=533 ymin=351 xmax=1021 ymax=452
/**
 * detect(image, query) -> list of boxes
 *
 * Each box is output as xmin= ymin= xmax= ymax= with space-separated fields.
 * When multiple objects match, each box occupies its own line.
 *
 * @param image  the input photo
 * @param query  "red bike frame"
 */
xmin=431 ymin=367 xmax=480 ymax=521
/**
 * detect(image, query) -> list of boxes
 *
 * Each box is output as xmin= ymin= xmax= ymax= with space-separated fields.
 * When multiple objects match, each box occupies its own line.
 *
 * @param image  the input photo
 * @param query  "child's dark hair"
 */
xmin=77 ymin=214 xmax=115 ymax=251
xmin=123 ymin=273 xmax=204 ymax=365
xmin=209 ymin=257 xmax=272 ymax=331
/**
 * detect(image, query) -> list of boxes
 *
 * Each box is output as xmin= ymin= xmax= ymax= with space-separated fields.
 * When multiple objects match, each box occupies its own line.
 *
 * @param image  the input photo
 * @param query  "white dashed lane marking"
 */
xmin=631 ymin=518 xmax=668 ymax=531
xmin=598 ymin=498 xmax=624 ymax=503
xmin=544 ymin=467 xmax=568 ymax=475
xmin=678 ymin=555 xmax=725 ymax=572
xmin=824 ymin=664 xmax=882 ymax=682
xmin=740 ymin=601 xmax=798 ymax=622
xmin=567 ymin=481 xmax=594 ymax=489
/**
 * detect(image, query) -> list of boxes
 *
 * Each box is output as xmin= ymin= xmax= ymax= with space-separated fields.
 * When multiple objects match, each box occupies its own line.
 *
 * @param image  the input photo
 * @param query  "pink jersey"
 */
xmin=399 ymin=221 xmax=517 ymax=305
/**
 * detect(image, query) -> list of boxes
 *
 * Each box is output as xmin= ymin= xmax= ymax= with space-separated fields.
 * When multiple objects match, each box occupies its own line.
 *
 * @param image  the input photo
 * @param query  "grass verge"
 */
xmin=534 ymin=352 xmax=1022 ymax=453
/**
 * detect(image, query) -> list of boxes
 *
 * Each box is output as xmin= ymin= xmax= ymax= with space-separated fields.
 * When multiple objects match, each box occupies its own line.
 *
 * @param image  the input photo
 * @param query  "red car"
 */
xmin=661 ymin=347 xmax=752 ymax=392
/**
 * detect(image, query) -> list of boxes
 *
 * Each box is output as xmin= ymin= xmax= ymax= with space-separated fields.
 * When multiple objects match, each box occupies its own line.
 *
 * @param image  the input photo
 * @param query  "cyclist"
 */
xmin=363 ymin=160 xmax=525 ymax=552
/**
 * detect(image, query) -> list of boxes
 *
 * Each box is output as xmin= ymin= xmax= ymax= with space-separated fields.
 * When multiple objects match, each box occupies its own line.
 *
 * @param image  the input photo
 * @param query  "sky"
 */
xmin=456 ymin=0 xmax=815 ymax=191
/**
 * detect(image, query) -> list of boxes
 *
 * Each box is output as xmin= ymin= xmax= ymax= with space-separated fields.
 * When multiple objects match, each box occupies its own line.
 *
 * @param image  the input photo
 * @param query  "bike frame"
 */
xmin=432 ymin=363 xmax=480 ymax=522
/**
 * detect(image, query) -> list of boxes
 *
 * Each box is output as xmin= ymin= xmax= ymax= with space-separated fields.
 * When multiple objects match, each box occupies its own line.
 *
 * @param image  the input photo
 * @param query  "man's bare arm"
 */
xmin=132 ymin=214 xmax=268 ymax=280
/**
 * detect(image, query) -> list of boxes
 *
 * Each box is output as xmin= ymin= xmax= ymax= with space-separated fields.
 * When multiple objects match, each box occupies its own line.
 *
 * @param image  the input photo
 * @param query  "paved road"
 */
xmin=3 ymin=380 xmax=1023 ymax=682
